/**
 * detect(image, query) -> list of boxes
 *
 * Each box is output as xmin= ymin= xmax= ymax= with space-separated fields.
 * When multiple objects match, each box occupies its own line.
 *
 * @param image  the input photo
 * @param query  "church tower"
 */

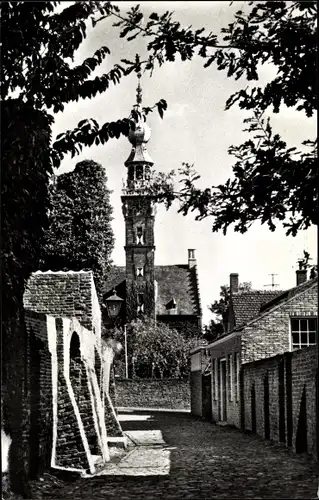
xmin=121 ymin=74 xmax=156 ymax=322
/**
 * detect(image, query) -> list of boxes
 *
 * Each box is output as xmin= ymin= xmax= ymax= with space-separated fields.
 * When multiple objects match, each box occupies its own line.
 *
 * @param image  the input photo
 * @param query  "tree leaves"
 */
xmin=122 ymin=318 xmax=194 ymax=379
xmin=41 ymin=160 xmax=115 ymax=301
xmin=167 ymin=111 xmax=317 ymax=236
xmin=111 ymin=2 xmax=316 ymax=237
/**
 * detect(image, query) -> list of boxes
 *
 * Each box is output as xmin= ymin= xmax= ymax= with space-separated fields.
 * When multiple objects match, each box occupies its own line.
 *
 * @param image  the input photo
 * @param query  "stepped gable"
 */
xmin=155 ymin=265 xmax=200 ymax=316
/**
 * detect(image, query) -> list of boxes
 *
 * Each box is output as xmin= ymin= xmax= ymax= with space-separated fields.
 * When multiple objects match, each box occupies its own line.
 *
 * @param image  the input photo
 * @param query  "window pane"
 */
xmin=300 ymin=319 xmax=308 ymax=331
xmin=308 ymin=319 xmax=317 ymax=331
xmin=309 ymin=331 xmax=316 ymax=344
xmin=291 ymin=319 xmax=299 ymax=332
xmin=300 ymin=331 xmax=308 ymax=344
xmin=292 ymin=332 xmax=300 ymax=345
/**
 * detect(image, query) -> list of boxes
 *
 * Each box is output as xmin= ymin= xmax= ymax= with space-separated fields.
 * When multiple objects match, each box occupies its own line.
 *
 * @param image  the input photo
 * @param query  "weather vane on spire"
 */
xmin=136 ymin=71 xmax=142 ymax=106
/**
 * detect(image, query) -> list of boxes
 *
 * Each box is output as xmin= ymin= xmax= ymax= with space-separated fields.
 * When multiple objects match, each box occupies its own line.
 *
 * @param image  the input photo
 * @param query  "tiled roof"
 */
xmin=232 ymin=277 xmax=318 ymax=331
xmin=259 ymin=277 xmax=318 ymax=314
xmin=232 ymin=290 xmax=283 ymax=328
xmin=23 ymin=270 xmax=94 ymax=330
xmin=103 ymin=264 xmax=201 ymax=316
xmin=103 ymin=266 xmax=126 ymax=297
xmin=155 ymin=265 xmax=200 ymax=316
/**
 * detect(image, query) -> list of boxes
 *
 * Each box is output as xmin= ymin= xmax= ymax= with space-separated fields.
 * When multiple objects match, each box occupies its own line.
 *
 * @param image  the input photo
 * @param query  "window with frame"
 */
xmin=291 ymin=318 xmax=317 ymax=350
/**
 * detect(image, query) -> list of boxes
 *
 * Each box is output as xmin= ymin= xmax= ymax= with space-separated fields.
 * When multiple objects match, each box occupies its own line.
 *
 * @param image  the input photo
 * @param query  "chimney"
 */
xmin=296 ymin=261 xmax=307 ymax=286
xmin=188 ymin=249 xmax=196 ymax=268
xmin=230 ymin=273 xmax=239 ymax=294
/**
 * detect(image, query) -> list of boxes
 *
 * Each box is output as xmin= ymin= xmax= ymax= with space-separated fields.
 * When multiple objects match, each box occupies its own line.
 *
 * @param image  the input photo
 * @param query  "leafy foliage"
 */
xmin=41 ymin=160 xmax=114 ymax=299
xmin=1 ymin=2 xmax=167 ymax=168
xmin=209 ymin=281 xmax=252 ymax=319
xmin=1 ymin=2 xmax=166 ymax=495
xmin=115 ymin=319 xmax=194 ymax=379
xmin=205 ymin=281 xmax=252 ymax=340
xmin=112 ymin=1 xmax=317 ymax=236
xmin=2 ymin=100 xmax=53 ymax=307
xmin=1 ymin=99 xmax=53 ymax=497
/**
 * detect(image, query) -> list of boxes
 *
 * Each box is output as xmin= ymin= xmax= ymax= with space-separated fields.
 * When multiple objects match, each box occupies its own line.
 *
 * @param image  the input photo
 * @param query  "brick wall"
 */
xmin=190 ymin=371 xmax=202 ymax=416
xmin=291 ymin=346 xmax=317 ymax=456
xmin=24 ymin=271 xmax=94 ymax=331
xmin=24 ymin=310 xmax=53 ymax=478
xmin=124 ymin=195 xmax=156 ymax=322
xmin=241 ymin=284 xmax=317 ymax=364
xmin=242 ymin=346 xmax=317 ymax=460
xmin=115 ymin=378 xmax=190 ymax=410
xmin=242 ymin=355 xmax=281 ymax=442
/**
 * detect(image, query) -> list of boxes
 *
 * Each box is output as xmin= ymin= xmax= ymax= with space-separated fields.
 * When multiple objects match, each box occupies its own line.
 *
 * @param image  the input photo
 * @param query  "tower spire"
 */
xmin=124 ymin=72 xmax=153 ymax=169
xmin=136 ymin=71 xmax=142 ymax=107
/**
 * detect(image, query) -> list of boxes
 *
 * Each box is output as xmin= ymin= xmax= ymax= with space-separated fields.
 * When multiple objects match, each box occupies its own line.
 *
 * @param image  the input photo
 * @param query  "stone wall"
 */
xmin=242 ymin=346 xmax=317 ymax=459
xmin=115 ymin=378 xmax=190 ymax=410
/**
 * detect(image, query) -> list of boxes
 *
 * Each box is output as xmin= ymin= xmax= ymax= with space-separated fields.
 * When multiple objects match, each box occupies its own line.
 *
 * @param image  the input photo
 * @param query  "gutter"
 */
xmin=205 ymin=330 xmax=242 ymax=350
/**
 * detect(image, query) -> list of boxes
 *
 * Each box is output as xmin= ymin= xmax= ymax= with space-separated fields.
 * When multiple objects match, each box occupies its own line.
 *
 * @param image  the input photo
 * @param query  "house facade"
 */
xmin=209 ymin=271 xmax=317 ymax=426
xmin=190 ymin=269 xmax=318 ymax=458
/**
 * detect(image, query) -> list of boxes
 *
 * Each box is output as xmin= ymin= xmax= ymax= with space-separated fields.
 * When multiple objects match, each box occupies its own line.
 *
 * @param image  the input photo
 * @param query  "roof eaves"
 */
xmin=206 ymin=329 xmax=241 ymax=350
xmin=259 ymin=277 xmax=318 ymax=314
xmin=242 ymin=278 xmax=318 ymax=327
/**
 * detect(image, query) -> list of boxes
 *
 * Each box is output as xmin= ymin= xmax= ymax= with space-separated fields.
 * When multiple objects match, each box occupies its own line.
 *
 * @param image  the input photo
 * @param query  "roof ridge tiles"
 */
xmin=33 ymin=270 xmax=93 ymax=275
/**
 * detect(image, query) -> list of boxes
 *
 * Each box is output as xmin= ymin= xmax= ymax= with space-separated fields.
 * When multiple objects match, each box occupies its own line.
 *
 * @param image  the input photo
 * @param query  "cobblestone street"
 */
xmin=32 ymin=410 xmax=318 ymax=500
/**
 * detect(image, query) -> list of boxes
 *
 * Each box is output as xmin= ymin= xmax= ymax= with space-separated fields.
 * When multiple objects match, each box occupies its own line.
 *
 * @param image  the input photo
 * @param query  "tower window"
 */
xmin=136 ymin=267 xmax=144 ymax=277
xmin=136 ymin=226 xmax=144 ymax=245
xmin=128 ymin=167 xmax=134 ymax=181
xmin=137 ymin=293 xmax=144 ymax=314
xmin=136 ymin=165 xmax=143 ymax=180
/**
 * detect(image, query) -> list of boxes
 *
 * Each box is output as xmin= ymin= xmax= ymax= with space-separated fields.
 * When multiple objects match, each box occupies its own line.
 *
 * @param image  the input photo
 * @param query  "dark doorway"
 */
xmin=278 ymin=359 xmax=286 ymax=443
xmin=240 ymin=368 xmax=245 ymax=430
xmin=295 ymin=385 xmax=308 ymax=454
xmin=202 ymin=374 xmax=212 ymax=420
xmin=286 ymin=354 xmax=293 ymax=447
xmin=220 ymin=360 xmax=227 ymax=421
xmin=264 ymin=374 xmax=270 ymax=440
xmin=251 ymin=384 xmax=256 ymax=433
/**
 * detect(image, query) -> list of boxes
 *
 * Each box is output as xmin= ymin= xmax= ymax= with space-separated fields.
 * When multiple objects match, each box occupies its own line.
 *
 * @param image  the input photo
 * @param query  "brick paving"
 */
xmin=32 ymin=410 xmax=318 ymax=499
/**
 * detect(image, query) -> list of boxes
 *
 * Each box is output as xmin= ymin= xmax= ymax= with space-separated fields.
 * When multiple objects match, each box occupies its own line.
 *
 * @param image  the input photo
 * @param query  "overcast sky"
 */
xmin=53 ymin=1 xmax=317 ymax=325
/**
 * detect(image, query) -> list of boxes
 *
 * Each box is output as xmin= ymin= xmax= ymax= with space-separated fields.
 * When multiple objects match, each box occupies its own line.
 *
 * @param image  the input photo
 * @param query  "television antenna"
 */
xmin=264 ymin=273 xmax=279 ymax=289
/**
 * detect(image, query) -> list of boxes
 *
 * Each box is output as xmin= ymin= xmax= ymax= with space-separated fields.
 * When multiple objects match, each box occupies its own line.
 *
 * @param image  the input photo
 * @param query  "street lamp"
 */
xmin=105 ymin=289 xmax=124 ymax=322
xmin=104 ymin=289 xmax=128 ymax=379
